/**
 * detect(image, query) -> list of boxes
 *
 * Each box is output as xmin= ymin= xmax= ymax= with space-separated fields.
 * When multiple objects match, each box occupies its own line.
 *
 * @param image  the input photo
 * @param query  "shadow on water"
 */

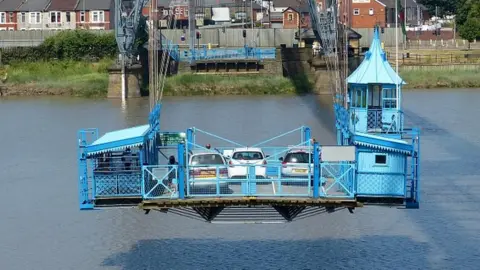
xmin=403 ymin=108 xmax=480 ymax=177
xmin=102 ymin=237 xmax=429 ymax=270
xmin=281 ymin=48 xmax=337 ymax=139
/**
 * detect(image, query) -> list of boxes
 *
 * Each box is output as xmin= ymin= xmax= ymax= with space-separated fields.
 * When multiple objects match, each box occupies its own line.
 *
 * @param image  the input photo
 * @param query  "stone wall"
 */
xmin=107 ymin=65 xmax=143 ymax=98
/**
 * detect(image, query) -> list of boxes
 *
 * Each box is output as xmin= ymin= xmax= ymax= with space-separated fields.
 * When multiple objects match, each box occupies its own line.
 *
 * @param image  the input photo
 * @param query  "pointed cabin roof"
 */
xmin=347 ymin=26 xmax=405 ymax=85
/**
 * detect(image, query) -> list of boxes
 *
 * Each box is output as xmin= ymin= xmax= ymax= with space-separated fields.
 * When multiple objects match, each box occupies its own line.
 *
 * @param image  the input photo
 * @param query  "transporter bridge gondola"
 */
xmin=76 ymin=0 xmax=420 ymax=223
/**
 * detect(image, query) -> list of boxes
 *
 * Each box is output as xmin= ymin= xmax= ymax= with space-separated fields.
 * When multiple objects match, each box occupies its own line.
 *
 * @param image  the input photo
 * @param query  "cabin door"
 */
xmin=367 ymin=85 xmax=382 ymax=130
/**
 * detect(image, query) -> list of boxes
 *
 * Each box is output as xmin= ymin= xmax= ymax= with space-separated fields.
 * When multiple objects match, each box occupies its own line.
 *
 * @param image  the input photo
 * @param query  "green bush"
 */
xmin=0 ymin=30 xmax=118 ymax=64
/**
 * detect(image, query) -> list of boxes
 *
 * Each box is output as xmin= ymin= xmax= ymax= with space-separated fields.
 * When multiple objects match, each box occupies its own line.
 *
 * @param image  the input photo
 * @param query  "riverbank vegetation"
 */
xmin=162 ymin=74 xmax=304 ymax=96
xmin=5 ymin=59 xmax=113 ymax=97
xmin=400 ymin=69 xmax=480 ymax=89
xmin=0 ymin=30 xmax=118 ymax=97
xmin=1 ymin=29 xmax=479 ymax=97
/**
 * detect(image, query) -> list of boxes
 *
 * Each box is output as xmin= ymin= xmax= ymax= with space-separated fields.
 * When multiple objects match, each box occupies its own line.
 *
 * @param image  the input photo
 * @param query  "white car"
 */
xmin=279 ymin=148 xmax=314 ymax=178
xmin=188 ymin=149 xmax=229 ymax=188
xmin=227 ymin=147 xmax=268 ymax=179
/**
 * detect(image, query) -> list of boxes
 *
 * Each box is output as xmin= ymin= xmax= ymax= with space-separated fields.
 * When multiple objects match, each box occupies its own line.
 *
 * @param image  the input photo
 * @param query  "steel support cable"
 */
xmin=156 ymin=8 xmax=178 ymax=104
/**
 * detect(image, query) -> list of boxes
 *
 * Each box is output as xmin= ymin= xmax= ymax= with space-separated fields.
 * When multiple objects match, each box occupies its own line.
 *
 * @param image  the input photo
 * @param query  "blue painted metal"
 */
xmin=347 ymin=26 xmax=405 ymax=85
xmin=77 ymin=129 xmax=97 ymax=210
xmin=142 ymin=165 xmax=179 ymax=199
xmin=86 ymin=124 xmax=150 ymax=155
xmin=313 ymin=142 xmax=320 ymax=198
xmin=352 ymin=132 xmax=413 ymax=154
xmin=177 ymin=142 xmax=185 ymax=199
xmin=179 ymin=47 xmax=276 ymax=62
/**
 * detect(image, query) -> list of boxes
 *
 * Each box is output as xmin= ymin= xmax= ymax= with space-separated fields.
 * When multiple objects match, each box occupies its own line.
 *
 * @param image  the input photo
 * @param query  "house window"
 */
xmin=29 ymin=12 xmax=41 ymax=24
xmin=20 ymin=12 xmax=26 ymax=23
xmin=375 ymin=154 xmax=387 ymax=165
xmin=8 ymin=12 xmax=13 ymax=22
xmin=369 ymin=8 xmax=374 ymax=15
xmin=353 ymin=8 xmax=360 ymax=15
xmin=50 ymin=11 xmax=61 ymax=23
xmin=91 ymin=11 xmax=105 ymax=23
xmin=287 ymin=13 xmax=293 ymax=21
xmin=80 ymin=11 xmax=85 ymax=23
xmin=66 ymin=12 xmax=71 ymax=22
xmin=0 ymin=13 xmax=5 ymax=24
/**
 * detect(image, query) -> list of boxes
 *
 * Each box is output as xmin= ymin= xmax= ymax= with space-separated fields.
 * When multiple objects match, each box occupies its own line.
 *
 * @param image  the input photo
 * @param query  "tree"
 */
xmin=418 ymin=0 xmax=458 ymax=17
xmin=459 ymin=17 xmax=480 ymax=49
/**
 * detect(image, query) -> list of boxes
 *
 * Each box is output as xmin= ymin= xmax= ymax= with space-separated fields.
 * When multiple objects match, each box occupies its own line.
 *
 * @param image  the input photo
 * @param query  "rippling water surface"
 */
xmin=1 ymin=89 xmax=480 ymax=270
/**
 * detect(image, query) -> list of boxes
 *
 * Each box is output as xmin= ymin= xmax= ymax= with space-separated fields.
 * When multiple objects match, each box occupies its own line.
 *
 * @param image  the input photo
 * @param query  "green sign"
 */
xmin=158 ymin=132 xmax=186 ymax=146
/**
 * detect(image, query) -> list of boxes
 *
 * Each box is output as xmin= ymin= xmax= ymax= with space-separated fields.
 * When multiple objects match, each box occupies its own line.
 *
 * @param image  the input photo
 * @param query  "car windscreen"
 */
xmin=190 ymin=154 xmax=225 ymax=165
xmin=232 ymin=151 xmax=264 ymax=160
xmin=284 ymin=152 xmax=313 ymax=163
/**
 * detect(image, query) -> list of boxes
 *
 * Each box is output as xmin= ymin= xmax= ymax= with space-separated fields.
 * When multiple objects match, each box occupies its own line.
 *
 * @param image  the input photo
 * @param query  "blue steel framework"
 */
xmin=76 ymin=0 xmax=420 ymax=222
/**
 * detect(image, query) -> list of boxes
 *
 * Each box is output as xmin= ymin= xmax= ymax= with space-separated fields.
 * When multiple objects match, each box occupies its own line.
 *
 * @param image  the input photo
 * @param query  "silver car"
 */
xmin=279 ymin=149 xmax=314 ymax=178
xmin=188 ymin=149 xmax=229 ymax=189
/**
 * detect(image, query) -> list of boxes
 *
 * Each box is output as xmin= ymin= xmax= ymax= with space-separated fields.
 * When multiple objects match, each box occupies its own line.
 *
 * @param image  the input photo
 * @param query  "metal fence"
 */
xmin=180 ymin=46 xmax=276 ymax=61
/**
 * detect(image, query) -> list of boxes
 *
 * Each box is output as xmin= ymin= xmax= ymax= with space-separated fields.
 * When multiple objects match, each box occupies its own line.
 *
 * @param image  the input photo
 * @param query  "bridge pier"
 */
xmin=107 ymin=64 xmax=143 ymax=98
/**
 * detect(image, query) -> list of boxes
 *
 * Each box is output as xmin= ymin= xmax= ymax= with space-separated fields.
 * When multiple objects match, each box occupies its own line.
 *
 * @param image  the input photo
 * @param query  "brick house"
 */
xmin=350 ymin=0 xmax=428 ymax=28
xmin=282 ymin=6 xmax=310 ymax=29
xmin=75 ymin=0 xmax=113 ymax=30
xmin=0 ymin=0 xmax=21 ymax=31
xmin=16 ymin=0 xmax=51 ymax=30
xmin=45 ymin=0 xmax=77 ymax=30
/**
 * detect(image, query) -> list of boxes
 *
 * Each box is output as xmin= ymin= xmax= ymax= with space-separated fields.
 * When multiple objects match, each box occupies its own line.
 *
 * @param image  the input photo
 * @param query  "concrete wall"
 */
xmin=0 ymin=28 xmax=476 ymax=50
xmin=0 ymin=29 xmax=299 ymax=48
xmin=0 ymin=30 xmax=112 ymax=47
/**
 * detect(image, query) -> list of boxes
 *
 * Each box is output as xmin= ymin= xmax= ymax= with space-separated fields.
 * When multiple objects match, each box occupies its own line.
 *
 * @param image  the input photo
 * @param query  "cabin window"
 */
xmin=351 ymin=87 xmax=366 ymax=108
xmin=368 ymin=85 xmax=382 ymax=108
xmin=288 ymin=13 xmax=293 ymax=21
xmin=382 ymin=88 xmax=397 ymax=108
xmin=353 ymin=9 xmax=360 ymax=16
xmin=375 ymin=154 xmax=387 ymax=165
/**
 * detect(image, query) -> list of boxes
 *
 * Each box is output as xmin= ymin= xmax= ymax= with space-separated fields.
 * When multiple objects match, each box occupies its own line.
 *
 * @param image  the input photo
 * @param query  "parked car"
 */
xmin=227 ymin=147 xmax=268 ymax=179
xmin=279 ymin=148 xmax=314 ymax=179
xmin=188 ymin=149 xmax=229 ymax=189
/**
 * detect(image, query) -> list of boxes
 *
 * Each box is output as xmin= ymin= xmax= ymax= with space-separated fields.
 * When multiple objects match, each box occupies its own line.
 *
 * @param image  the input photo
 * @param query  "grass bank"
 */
xmin=3 ymin=59 xmax=112 ymax=97
xmin=399 ymin=69 xmax=480 ymax=89
xmin=1 ymin=60 xmax=479 ymax=97
xmin=163 ymin=74 xmax=308 ymax=96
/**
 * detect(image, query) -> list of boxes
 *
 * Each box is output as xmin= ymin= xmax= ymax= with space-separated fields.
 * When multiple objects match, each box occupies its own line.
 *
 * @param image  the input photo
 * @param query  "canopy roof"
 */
xmin=352 ymin=132 xmax=413 ymax=155
xmin=347 ymin=26 xmax=405 ymax=85
xmin=86 ymin=124 xmax=151 ymax=155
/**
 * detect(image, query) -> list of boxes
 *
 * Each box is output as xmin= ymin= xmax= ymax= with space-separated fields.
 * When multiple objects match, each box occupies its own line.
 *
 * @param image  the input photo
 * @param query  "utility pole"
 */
xmin=435 ymin=5 xmax=438 ymax=50
xmin=188 ymin=0 xmax=196 ymax=62
xmin=251 ymin=0 xmax=254 ymax=46
xmin=298 ymin=0 xmax=302 ymax=47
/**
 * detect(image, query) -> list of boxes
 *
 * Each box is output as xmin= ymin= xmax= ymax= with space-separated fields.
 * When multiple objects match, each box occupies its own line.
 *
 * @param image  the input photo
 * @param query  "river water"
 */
xmin=1 ymin=89 xmax=480 ymax=270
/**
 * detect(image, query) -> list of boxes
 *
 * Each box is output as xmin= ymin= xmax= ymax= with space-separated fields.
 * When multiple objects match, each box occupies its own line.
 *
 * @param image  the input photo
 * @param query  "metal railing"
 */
xmin=179 ymin=46 xmax=276 ymax=62
xmin=142 ymin=165 xmax=179 ymax=199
